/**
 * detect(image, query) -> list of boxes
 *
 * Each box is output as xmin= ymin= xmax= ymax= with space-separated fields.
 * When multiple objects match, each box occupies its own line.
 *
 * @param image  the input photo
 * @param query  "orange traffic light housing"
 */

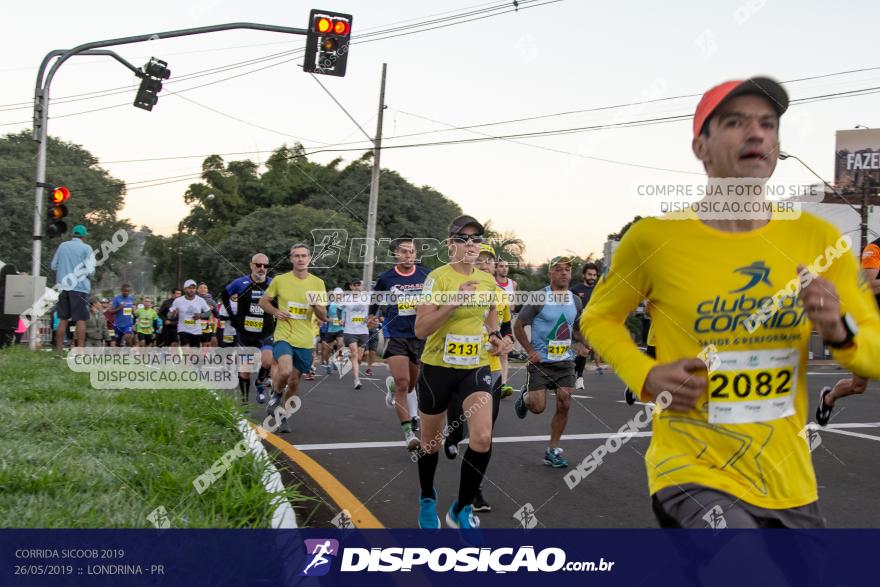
xmin=46 ymin=184 xmax=69 ymax=237
xmin=303 ymin=9 xmax=352 ymax=77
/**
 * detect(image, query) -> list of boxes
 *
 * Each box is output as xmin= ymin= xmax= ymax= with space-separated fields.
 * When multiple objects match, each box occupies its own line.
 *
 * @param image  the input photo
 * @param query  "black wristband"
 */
xmin=825 ymin=314 xmax=856 ymax=349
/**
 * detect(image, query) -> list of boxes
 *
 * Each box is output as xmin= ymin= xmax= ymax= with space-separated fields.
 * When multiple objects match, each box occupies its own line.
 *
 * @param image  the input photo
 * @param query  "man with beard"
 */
xmin=571 ymin=262 xmax=602 ymax=388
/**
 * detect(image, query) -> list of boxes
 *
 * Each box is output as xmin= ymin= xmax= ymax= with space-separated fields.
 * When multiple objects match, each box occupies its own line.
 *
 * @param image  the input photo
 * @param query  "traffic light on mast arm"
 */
xmin=134 ymin=57 xmax=171 ymax=111
xmin=303 ymin=9 xmax=352 ymax=77
xmin=45 ymin=184 xmax=70 ymax=237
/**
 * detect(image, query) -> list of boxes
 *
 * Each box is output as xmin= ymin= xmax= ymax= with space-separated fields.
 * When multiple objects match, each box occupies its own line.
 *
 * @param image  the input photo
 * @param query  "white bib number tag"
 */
xmin=286 ymin=301 xmax=308 ymax=320
xmin=443 ymin=334 xmax=481 ymax=366
xmin=547 ymin=339 xmax=571 ymax=361
xmin=243 ymin=316 xmax=264 ymax=333
xmin=707 ymin=348 xmax=798 ymax=424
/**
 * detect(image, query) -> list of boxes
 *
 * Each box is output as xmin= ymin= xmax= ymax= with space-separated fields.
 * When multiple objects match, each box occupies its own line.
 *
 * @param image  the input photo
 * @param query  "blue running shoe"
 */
xmin=418 ymin=489 xmax=440 ymax=530
xmin=445 ymin=501 xmax=479 ymax=529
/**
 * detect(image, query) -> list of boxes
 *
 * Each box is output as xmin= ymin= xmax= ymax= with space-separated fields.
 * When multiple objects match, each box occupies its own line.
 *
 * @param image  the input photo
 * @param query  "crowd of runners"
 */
xmin=40 ymin=75 xmax=880 ymax=532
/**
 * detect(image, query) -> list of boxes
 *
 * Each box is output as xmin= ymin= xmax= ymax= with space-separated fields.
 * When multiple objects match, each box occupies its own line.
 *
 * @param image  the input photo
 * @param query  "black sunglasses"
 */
xmin=450 ymin=233 xmax=484 ymax=244
xmin=252 ymin=263 xmax=269 ymax=268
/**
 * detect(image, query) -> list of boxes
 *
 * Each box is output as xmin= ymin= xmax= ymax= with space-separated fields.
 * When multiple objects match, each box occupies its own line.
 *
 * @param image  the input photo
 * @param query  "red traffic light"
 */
xmin=332 ymin=19 xmax=350 ymax=35
xmin=51 ymin=186 xmax=70 ymax=204
xmin=315 ymin=17 xmax=332 ymax=33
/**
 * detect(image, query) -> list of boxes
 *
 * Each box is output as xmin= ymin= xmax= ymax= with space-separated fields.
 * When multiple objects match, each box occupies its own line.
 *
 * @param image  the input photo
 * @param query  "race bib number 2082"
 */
xmin=707 ymin=348 xmax=798 ymax=424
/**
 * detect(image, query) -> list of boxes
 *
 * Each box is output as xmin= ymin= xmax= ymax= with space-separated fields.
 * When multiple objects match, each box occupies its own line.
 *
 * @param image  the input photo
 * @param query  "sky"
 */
xmin=2 ymin=0 xmax=879 ymax=264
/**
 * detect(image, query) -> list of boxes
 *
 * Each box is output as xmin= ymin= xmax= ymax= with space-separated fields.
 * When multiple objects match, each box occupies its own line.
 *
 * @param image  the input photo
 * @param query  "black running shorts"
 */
xmin=417 ymin=363 xmax=492 ymax=415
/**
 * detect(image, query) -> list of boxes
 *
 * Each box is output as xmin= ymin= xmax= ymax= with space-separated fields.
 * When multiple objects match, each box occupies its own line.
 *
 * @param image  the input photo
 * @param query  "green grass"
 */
xmin=0 ymin=346 xmax=307 ymax=527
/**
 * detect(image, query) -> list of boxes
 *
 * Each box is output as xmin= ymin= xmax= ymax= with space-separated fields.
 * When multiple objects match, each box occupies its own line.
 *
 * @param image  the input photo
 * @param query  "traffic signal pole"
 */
xmin=28 ymin=22 xmax=308 ymax=350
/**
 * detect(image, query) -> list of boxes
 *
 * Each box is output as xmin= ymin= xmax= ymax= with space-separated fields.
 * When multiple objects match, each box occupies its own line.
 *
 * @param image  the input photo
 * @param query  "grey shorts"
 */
xmin=652 ymin=483 xmax=826 ymax=529
xmin=526 ymin=360 xmax=575 ymax=391
xmin=343 ymin=333 xmax=368 ymax=348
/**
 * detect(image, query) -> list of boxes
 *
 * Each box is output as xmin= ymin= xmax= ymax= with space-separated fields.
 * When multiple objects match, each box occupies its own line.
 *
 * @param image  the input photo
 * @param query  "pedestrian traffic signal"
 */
xmin=46 ymin=185 xmax=70 ymax=237
xmin=303 ymin=9 xmax=352 ymax=77
xmin=134 ymin=58 xmax=171 ymax=111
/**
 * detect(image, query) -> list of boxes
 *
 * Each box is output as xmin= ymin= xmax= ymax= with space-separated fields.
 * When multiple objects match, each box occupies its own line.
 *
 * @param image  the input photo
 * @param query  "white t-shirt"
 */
xmin=171 ymin=295 xmax=211 ymax=335
xmin=341 ymin=294 xmax=369 ymax=335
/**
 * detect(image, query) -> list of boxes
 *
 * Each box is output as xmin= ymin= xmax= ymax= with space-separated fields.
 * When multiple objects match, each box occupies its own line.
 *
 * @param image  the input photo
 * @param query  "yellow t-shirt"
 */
xmin=420 ymin=264 xmax=498 ymax=369
xmin=581 ymin=210 xmax=880 ymax=510
xmin=266 ymin=272 xmax=326 ymax=349
xmin=485 ymin=284 xmax=512 ymax=372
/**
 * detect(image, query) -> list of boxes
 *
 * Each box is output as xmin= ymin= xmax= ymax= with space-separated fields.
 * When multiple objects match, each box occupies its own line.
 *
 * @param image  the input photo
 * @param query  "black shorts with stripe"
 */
xmin=417 ymin=363 xmax=492 ymax=415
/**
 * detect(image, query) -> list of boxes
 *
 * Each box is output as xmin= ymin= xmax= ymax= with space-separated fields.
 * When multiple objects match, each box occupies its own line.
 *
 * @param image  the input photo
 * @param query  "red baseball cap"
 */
xmin=693 ymin=77 xmax=788 ymax=139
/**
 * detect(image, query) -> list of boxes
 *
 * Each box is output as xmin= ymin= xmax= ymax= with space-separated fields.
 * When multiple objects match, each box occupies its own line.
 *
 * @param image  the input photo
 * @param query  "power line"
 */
xmin=38 ymin=77 xmax=876 ymax=169
xmin=0 ymin=0 xmax=540 ymax=112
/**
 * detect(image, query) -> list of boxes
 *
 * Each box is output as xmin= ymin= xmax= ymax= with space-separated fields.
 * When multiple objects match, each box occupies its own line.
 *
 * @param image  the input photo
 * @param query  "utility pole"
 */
xmin=362 ymin=63 xmax=387 ymax=289
xmin=176 ymin=222 xmax=184 ymax=287
xmin=26 ymin=22 xmax=310 ymax=350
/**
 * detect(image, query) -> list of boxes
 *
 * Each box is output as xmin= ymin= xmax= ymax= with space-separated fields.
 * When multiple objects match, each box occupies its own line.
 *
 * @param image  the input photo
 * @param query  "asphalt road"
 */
xmin=248 ymin=361 xmax=880 ymax=529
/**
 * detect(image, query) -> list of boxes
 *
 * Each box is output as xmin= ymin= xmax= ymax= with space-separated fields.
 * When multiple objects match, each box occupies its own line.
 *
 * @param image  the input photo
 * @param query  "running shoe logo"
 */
xmin=300 ymin=539 xmax=339 ymax=576
xmin=729 ymin=261 xmax=772 ymax=293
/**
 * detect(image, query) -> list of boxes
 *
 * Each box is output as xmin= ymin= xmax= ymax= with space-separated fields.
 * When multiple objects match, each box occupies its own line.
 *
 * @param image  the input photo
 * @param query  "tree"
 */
xmin=0 ymin=131 xmax=133 ymax=282
xmin=147 ymin=144 xmax=467 ymax=286
xmin=202 ymin=204 xmax=366 ymax=292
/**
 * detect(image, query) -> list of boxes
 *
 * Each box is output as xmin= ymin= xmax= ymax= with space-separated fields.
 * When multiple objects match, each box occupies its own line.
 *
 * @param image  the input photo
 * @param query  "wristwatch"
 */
xmin=825 ymin=313 xmax=857 ymax=350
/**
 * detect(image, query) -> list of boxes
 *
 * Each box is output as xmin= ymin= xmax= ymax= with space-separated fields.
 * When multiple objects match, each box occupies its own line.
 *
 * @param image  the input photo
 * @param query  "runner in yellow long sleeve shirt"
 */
xmin=581 ymin=77 xmax=880 ymax=528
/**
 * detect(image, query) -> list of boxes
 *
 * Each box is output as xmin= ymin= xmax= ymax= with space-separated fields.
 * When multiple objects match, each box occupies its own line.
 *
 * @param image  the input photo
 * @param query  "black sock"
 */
xmin=257 ymin=366 xmax=270 ymax=383
xmin=575 ymin=354 xmax=586 ymax=378
xmin=417 ymin=451 xmax=439 ymax=499
xmin=455 ymin=446 xmax=491 ymax=514
xmin=239 ymin=378 xmax=249 ymax=396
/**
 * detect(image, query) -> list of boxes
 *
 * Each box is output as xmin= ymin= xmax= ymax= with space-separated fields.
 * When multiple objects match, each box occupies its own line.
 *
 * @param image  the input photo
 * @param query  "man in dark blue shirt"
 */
xmin=370 ymin=236 xmax=430 ymax=451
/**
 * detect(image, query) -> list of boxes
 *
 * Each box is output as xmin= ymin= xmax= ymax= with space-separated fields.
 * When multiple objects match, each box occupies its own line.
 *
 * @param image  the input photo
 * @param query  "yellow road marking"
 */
xmin=252 ymin=422 xmax=385 ymax=529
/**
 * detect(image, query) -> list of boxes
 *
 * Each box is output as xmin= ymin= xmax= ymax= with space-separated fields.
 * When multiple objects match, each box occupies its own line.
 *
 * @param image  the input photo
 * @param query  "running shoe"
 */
xmin=543 ymin=447 xmax=568 ymax=468
xmin=499 ymin=384 xmax=514 ymax=398
xmin=304 ymin=372 xmax=315 ymax=381
xmin=324 ymin=363 xmax=332 ymax=375
xmin=624 ymin=388 xmax=637 ymax=405
xmin=278 ymin=416 xmax=291 ymax=433
xmin=816 ymin=386 xmax=833 ymax=427
xmin=354 ymin=379 xmax=362 ymax=390
xmin=404 ymin=429 xmax=420 ymax=451
xmin=575 ymin=376 xmax=585 ymax=390
xmin=472 ymin=488 xmax=491 ymax=513
xmin=446 ymin=501 xmax=480 ymax=530
xmin=257 ymin=391 xmax=266 ymax=404
xmin=514 ymin=387 xmax=528 ymax=419
xmin=596 ymin=366 xmax=604 ymax=375
xmin=418 ymin=489 xmax=441 ymax=530
xmin=365 ymin=368 xmax=373 ymax=377
xmin=385 ymin=376 xmax=395 ymax=408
